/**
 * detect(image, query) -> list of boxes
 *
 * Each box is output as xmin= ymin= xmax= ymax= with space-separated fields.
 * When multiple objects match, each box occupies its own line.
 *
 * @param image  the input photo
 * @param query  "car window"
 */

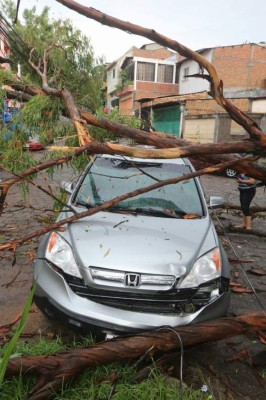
xmin=73 ymin=157 xmax=204 ymax=216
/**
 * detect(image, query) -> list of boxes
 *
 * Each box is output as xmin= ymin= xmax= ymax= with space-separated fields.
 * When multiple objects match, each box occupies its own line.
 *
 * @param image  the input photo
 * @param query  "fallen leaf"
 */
xmin=258 ymin=331 xmax=266 ymax=345
xmin=225 ymin=349 xmax=250 ymax=363
xmin=26 ymin=250 xmax=36 ymax=261
xmin=229 ymin=259 xmax=254 ymax=264
xmin=247 ymin=268 xmax=266 ymax=276
xmin=99 ymin=370 xmax=118 ymax=384
xmin=183 ymin=214 xmax=200 ymax=219
xmin=231 ymin=286 xmax=253 ymax=294
xmin=104 ymin=248 xmax=111 ymax=257
xmin=0 ymin=312 xmax=22 ymax=333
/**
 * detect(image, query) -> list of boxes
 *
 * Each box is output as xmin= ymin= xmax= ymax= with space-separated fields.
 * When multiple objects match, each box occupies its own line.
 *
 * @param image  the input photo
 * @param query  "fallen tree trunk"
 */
xmin=5 ymin=312 xmax=266 ymax=400
xmin=227 ymin=226 xmax=266 ymax=237
xmin=222 ymin=203 xmax=266 ymax=213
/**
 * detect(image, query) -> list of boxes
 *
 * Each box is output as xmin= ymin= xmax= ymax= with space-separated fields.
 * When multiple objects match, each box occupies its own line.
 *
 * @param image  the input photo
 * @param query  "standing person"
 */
xmin=3 ymin=107 xmax=12 ymax=124
xmin=236 ymin=173 xmax=257 ymax=229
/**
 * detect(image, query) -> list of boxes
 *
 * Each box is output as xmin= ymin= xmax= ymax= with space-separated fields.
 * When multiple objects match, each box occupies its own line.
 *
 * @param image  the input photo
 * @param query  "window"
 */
xmin=157 ymin=64 xmax=174 ymax=83
xmin=112 ymin=68 xmax=115 ymax=78
xmin=137 ymin=62 xmax=155 ymax=81
xmin=124 ymin=62 xmax=134 ymax=81
xmin=175 ymin=66 xmax=180 ymax=83
xmin=183 ymin=67 xmax=189 ymax=80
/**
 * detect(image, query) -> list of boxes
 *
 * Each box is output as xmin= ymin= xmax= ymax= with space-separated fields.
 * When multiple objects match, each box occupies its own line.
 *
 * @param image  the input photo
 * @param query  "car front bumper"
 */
xmin=34 ymin=259 xmax=231 ymax=336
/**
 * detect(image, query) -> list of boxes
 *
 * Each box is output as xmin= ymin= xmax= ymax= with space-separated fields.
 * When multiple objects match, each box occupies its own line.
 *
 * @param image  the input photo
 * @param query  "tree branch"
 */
xmin=0 ymin=157 xmax=246 ymax=252
xmin=57 ymin=0 xmax=265 ymax=143
xmin=5 ymin=312 xmax=266 ymax=400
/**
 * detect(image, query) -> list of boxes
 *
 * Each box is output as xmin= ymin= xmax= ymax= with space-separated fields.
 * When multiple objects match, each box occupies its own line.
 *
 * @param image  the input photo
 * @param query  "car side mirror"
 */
xmin=208 ymin=196 xmax=223 ymax=208
xmin=60 ymin=180 xmax=75 ymax=194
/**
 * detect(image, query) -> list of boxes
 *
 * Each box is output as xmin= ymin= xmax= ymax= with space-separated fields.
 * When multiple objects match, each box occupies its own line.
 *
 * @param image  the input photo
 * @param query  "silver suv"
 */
xmin=33 ymin=155 xmax=231 ymax=337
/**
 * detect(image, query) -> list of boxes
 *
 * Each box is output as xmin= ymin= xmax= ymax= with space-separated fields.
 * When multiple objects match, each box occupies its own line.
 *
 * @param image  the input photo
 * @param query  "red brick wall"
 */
xmin=133 ymin=48 xmax=173 ymax=60
xmin=135 ymin=81 xmax=179 ymax=100
xmin=250 ymin=46 xmax=266 ymax=88
xmin=212 ymin=44 xmax=266 ymax=89
xmin=119 ymin=96 xmax=133 ymax=116
xmin=185 ymin=98 xmax=250 ymax=116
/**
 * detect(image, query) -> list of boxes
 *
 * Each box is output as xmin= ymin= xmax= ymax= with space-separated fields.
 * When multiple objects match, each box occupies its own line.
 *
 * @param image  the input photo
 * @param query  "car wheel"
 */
xmin=225 ymin=168 xmax=237 ymax=178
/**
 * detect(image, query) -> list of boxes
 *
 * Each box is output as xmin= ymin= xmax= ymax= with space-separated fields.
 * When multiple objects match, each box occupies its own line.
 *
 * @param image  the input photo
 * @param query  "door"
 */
xmin=152 ymin=106 xmax=180 ymax=136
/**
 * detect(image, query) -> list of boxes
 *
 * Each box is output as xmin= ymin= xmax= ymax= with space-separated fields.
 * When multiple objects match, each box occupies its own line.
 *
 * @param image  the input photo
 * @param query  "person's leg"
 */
xmin=235 ymin=191 xmax=246 ymax=228
xmin=245 ymin=215 xmax=252 ymax=230
xmin=241 ymin=188 xmax=256 ymax=229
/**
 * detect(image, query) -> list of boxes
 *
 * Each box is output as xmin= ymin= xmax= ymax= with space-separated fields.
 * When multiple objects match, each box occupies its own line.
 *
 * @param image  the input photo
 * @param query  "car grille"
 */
xmin=61 ymin=272 xmax=220 ymax=314
xmin=89 ymin=266 xmax=178 ymax=290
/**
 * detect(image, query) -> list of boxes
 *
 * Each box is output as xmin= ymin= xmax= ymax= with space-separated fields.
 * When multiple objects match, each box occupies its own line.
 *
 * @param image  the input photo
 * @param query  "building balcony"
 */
xmin=116 ymin=84 xmax=134 ymax=97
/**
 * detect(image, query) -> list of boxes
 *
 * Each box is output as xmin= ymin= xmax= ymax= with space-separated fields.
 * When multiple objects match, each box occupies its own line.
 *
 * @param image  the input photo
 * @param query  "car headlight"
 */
xmin=179 ymin=248 xmax=221 ymax=288
xmin=45 ymin=232 xmax=82 ymax=278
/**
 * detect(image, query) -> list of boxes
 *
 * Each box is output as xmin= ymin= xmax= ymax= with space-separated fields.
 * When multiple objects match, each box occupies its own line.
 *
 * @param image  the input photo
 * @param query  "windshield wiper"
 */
xmin=107 ymin=206 xmax=137 ymax=215
xmin=132 ymin=208 xmax=186 ymax=218
xmin=74 ymin=200 xmax=94 ymax=209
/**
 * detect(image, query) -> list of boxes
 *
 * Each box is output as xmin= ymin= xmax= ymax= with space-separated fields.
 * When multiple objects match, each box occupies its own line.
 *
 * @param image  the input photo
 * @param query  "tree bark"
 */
xmin=0 ymin=156 xmax=245 ymax=251
xmin=57 ymin=0 xmax=266 ymax=145
xmin=5 ymin=312 xmax=266 ymax=400
xmin=222 ymin=202 xmax=266 ymax=213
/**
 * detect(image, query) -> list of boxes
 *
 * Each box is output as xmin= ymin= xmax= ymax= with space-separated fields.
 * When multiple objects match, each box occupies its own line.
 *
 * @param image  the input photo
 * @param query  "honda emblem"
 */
xmin=124 ymin=273 xmax=141 ymax=287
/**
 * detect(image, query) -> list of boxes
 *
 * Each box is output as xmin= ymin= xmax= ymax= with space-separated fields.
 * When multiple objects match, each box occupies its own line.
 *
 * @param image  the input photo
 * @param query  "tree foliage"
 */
xmin=1 ymin=0 xmax=105 ymax=111
xmin=0 ymin=0 xmax=109 ymax=174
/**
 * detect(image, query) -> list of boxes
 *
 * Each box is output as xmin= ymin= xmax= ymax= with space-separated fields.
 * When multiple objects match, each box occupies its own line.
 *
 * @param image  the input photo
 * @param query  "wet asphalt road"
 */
xmin=0 ymin=163 xmax=266 ymax=399
xmin=0 ymin=166 xmax=265 ymax=331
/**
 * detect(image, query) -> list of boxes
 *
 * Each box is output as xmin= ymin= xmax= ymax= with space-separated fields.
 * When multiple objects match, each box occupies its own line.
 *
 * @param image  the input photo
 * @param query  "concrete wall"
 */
xmin=183 ymin=113 xmax=266 ymax=144
xmin=179 ymin=49 xmax=213 ymax=94
xmin=183 ymin=118 xmax=215 ymax=143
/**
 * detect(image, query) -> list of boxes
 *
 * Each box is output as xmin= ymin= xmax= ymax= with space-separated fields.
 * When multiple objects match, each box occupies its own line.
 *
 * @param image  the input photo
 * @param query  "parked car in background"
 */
xmin=189 ymin=158 xmax=237 ymax=178
xmin=24 ymin=140 xmax=45 ymax=151
xmin=1 ymin=107 xmax=44 ymax=151
xmin=33 ymin=155 xmax=231 ymax=339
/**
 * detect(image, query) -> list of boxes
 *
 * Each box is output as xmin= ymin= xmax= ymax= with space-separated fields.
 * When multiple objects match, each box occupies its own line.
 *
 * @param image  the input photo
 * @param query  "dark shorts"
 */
xmin=239 ymin=187 xmax=256 ymax=216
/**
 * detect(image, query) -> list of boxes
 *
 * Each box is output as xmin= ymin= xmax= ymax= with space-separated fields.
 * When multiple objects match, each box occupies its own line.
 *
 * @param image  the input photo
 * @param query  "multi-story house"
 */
xmin=178 ymin=43 xmax=266 ymax=142
xmin=139 ymin=43 xmax=266 ymax=142
xmin=105 ymin=43 xmax=179 ymax=122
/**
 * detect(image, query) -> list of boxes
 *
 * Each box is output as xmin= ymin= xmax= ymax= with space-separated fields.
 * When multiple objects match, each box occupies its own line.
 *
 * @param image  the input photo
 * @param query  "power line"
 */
xmin=14 ymin=0 xmax=21 ymax=24
xmin=0 ymin=11 xmax=39 ymax=65
xmin=211 ymin=206 xmax=266 ymax=316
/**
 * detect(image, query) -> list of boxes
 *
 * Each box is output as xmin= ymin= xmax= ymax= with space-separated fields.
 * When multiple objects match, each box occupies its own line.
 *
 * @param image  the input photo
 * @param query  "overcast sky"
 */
xmin=19 ymin=0 xmax=266 ymax=62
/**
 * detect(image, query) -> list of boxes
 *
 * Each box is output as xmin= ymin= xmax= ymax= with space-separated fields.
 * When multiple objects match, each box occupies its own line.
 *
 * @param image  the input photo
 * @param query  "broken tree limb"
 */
xmin=227 ymin=226 xmax=266 ymax=238
xmin=81 ymin=111 xmax=266 ymax=181
xmin=5 ymin=312 xmax=266 ymax=400
xmin=57 ymin=0 xmax=266 ymax=144
xmin=29 ymin=46 xmax=91 ymax=146
xmin=0 ymin=157 xmax=246 ymax=252
xmin=222 ymin=203 xmax=266 ymax=213
xmin=4 ymin=78 xmax=266 ymax=181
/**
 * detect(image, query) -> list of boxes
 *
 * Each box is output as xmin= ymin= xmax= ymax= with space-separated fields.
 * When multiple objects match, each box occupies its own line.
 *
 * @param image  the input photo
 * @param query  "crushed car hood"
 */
xmin=66 ymin=211 xmax=217 ymax=276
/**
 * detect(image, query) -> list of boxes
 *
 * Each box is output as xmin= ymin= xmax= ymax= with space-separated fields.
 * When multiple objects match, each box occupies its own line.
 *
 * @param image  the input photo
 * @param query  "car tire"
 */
xmin=225 ymin=168 xmax=237 ymax=178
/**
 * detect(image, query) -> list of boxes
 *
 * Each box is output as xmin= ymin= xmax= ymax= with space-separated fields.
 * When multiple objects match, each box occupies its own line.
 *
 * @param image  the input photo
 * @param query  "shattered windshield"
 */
xmin=73 ymin=157 xmax=204 ymax=217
